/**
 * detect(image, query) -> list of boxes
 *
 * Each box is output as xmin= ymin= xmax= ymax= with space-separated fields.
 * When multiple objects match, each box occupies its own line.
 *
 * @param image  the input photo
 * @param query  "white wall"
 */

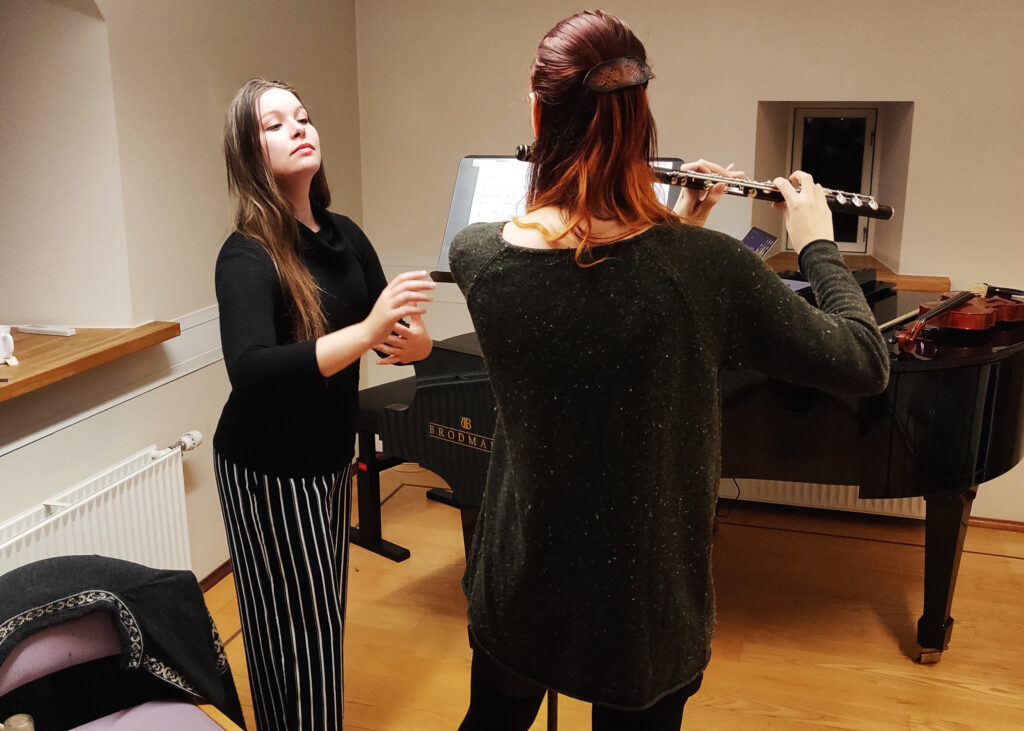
xmin=95 ymin=0 xmax=365 ymax=324
xmin=0 ymin=0 xmax=133 ymax=326
xmin=354 ymin=0 xmax=1024 ymax=285
xmin=0 ymin=0 xmax=363 ymax=580
xmin=352 ymin=0 xmax=1024 ymax=521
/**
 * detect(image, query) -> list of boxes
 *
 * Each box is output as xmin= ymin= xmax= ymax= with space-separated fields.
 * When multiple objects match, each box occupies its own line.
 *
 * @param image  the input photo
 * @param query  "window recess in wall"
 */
xmin=790 ymin=108 xmax=877 ymax=254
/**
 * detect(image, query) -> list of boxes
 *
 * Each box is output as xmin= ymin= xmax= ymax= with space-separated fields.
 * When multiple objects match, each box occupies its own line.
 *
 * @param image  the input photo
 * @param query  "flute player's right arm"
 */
xmin=713 ymin=168 xmax=888 ymax=394
xmin=771 ymin=170 xmax=835 ymax=252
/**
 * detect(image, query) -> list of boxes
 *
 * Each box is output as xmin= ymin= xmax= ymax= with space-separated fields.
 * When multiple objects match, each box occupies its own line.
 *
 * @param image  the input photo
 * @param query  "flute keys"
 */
xmin=645 ymin=161 xmax=891 ymax=220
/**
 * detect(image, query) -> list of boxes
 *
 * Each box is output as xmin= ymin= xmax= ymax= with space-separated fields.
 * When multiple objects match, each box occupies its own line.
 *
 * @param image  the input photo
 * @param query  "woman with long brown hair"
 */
xmin=449 ymin=11 xmax=889 ymax=731
xmin=213 ymin=78 xmax=433 ymax=730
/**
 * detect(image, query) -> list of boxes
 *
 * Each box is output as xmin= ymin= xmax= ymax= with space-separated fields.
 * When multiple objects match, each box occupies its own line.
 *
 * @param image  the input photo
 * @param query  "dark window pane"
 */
xmin=801 ymin=116 xmax=866 ymax=243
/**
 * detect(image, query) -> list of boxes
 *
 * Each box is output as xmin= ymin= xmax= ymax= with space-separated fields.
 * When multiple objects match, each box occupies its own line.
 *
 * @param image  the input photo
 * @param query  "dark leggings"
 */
xmin=458 ymin=648 xmax=702 ymax=731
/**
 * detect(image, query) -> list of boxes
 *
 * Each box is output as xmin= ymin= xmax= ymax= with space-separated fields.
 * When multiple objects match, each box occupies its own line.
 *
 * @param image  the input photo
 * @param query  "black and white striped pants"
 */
xmin=214 ymin=451 xmax=353 ymax=731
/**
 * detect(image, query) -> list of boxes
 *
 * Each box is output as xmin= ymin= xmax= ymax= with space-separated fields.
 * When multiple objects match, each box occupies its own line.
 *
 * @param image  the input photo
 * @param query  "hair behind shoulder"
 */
xmin=223 ymin=78 xmax=331 ymax=340
xmin=524 ymin=11 xmax=679 ymax=265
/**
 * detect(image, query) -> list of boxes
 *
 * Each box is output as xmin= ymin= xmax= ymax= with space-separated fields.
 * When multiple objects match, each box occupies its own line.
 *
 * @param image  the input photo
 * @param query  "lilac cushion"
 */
xmin=71 ymin=700 xmax=226 ymax=729
xmin=0 ymin=611 xmax=120 ymax=695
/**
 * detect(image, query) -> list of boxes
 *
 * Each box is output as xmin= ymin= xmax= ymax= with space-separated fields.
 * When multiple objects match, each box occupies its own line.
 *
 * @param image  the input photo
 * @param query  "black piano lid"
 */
xmin=434 ymin=332 xmax=481 ymax=356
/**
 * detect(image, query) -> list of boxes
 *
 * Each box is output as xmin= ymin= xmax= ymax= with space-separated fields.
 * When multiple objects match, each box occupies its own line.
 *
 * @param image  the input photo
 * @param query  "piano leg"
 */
xmin=916 ymin=487 xmax=976 ymax=663
xmin=349 ymin=430 xmax=411 ymax=562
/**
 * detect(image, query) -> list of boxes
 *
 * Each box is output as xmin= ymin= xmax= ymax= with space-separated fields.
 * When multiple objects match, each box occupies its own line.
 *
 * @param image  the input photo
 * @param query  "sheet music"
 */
xmin=468 ymin=158 xmax=529 ymax=223
xmin=654 ymin=182 xmax=671 ymax=207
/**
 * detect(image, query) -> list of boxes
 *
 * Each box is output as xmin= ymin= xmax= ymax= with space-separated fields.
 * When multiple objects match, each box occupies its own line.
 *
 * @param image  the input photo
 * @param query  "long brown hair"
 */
xmin=223 ymin=78 xmax=332 ymax=340
xmin=521 ymin=11 xmax=678 ymax=265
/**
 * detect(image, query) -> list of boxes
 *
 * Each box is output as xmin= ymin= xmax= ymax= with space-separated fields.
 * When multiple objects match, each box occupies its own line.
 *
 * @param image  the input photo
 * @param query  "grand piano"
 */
xmin=352 ymin=271 xmax=1024 ymax=663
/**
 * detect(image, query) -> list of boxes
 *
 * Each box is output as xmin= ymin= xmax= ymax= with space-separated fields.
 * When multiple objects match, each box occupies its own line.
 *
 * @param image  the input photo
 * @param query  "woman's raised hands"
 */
xmin=772 ymin=171 xmax=835 ymax=254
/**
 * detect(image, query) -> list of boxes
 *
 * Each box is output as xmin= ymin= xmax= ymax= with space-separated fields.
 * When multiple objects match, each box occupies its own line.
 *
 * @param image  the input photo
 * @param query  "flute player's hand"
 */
xmin=672 ymin=159 xmax=745 ymax=227
xmin=772 ymin=170 xmax=834 ymax=254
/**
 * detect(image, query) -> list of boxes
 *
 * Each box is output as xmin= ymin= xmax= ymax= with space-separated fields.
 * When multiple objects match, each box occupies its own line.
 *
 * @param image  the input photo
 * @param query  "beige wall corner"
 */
xmin=95 ymin=0 xmax=363 ymax=323
xmin=0 ymin=0 xmax=134 ymax=326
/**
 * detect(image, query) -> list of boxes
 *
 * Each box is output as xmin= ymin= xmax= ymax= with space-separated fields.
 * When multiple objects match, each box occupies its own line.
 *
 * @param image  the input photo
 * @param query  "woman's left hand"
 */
xmin=374 ymin=313 xmax=433 ymax=364
xmin=672 ymin=159 xmax=746 ymax=227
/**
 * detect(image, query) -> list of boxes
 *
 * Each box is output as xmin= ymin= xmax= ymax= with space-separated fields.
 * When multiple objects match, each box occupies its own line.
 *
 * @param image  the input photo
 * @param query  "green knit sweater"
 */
xmin=449 ymin=221 xmax=889 ymax=709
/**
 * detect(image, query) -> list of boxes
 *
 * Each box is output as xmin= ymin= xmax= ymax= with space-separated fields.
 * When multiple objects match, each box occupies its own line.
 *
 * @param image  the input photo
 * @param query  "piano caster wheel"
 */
xmin=916 ymin=648 xmax=943 ymax=664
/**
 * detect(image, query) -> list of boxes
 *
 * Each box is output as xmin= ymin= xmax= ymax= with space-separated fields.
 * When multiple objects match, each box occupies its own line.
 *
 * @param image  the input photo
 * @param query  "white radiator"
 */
xmin=719 ymin=478 xmax=926 ymax=519
xmin=0 ymin=435 xmax=201 ymax=575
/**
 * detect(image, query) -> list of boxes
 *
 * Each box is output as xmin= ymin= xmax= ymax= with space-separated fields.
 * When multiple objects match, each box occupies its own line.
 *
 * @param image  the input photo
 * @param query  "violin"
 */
xmin=897 ymin=284 xmax=1024 ymax=352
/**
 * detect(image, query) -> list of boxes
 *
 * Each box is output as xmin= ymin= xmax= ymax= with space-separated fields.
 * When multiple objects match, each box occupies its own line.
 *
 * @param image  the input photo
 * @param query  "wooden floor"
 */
xmin=204 ymin=468 xmax=1024 ymax=730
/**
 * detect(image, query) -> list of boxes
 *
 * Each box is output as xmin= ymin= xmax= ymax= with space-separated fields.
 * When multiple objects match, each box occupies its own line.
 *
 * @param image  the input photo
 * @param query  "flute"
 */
xmin=650 ymin=167 xmax=894 ymax=221
xmin=512 ymin=144 xmax=894 ymax=221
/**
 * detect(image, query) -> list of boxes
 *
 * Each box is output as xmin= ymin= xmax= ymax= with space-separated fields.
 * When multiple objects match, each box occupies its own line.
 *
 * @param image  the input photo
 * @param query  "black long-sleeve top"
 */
xmin=213 ymin=209 xmax=386 ymax=476
xmin=449 ymin=222 xmax=889 ymax=709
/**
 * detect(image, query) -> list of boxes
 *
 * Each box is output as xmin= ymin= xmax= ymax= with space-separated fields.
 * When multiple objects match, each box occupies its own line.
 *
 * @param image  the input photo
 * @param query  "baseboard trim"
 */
xmin=200 ymin=559 xmax=233 ymax=592
xmin=969 ymin=516 xmax=1024 ymax=533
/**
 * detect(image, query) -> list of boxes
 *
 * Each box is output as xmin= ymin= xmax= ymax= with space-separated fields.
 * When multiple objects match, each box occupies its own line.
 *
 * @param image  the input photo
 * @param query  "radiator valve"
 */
xmin=173 ymin=430 xmax=204 ymax=452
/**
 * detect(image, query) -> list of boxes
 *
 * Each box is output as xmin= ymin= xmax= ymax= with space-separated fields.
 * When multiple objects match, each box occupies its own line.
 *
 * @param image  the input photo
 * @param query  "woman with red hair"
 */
xmin=450 ymin=10 xmax=888 ymax=731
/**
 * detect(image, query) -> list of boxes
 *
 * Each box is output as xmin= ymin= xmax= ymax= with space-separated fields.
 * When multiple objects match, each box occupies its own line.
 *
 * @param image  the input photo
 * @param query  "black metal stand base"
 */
xmin=352 ymin=431 xmax=411 ymax=563
xmin=349 ymin=527 xmax=411 ymax=562
xmin=426 ymin=487 xmax=457 ymax=506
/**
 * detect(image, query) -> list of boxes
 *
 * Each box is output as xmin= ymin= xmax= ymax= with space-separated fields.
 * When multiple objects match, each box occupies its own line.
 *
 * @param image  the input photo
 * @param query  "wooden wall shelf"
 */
xmin=765 ymin=252 xmax=951 ymax=292
xmin=0 ymin=322 xmax=180 ymax=403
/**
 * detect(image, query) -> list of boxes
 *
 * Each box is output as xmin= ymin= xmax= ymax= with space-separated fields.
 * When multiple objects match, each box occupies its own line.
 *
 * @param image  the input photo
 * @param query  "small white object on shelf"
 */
xmin=17 ymin=326 xmax=77 ymax=336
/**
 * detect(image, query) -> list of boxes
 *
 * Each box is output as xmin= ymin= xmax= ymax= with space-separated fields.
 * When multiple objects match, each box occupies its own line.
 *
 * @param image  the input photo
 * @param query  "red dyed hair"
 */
xmin=521 ymin=10 xmax=678 ymax=265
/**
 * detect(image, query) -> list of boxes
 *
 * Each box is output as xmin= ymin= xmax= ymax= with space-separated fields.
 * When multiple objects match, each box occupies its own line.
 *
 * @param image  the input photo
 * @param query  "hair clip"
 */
xmin=583 ymin=56 xmax=654 ymax=93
